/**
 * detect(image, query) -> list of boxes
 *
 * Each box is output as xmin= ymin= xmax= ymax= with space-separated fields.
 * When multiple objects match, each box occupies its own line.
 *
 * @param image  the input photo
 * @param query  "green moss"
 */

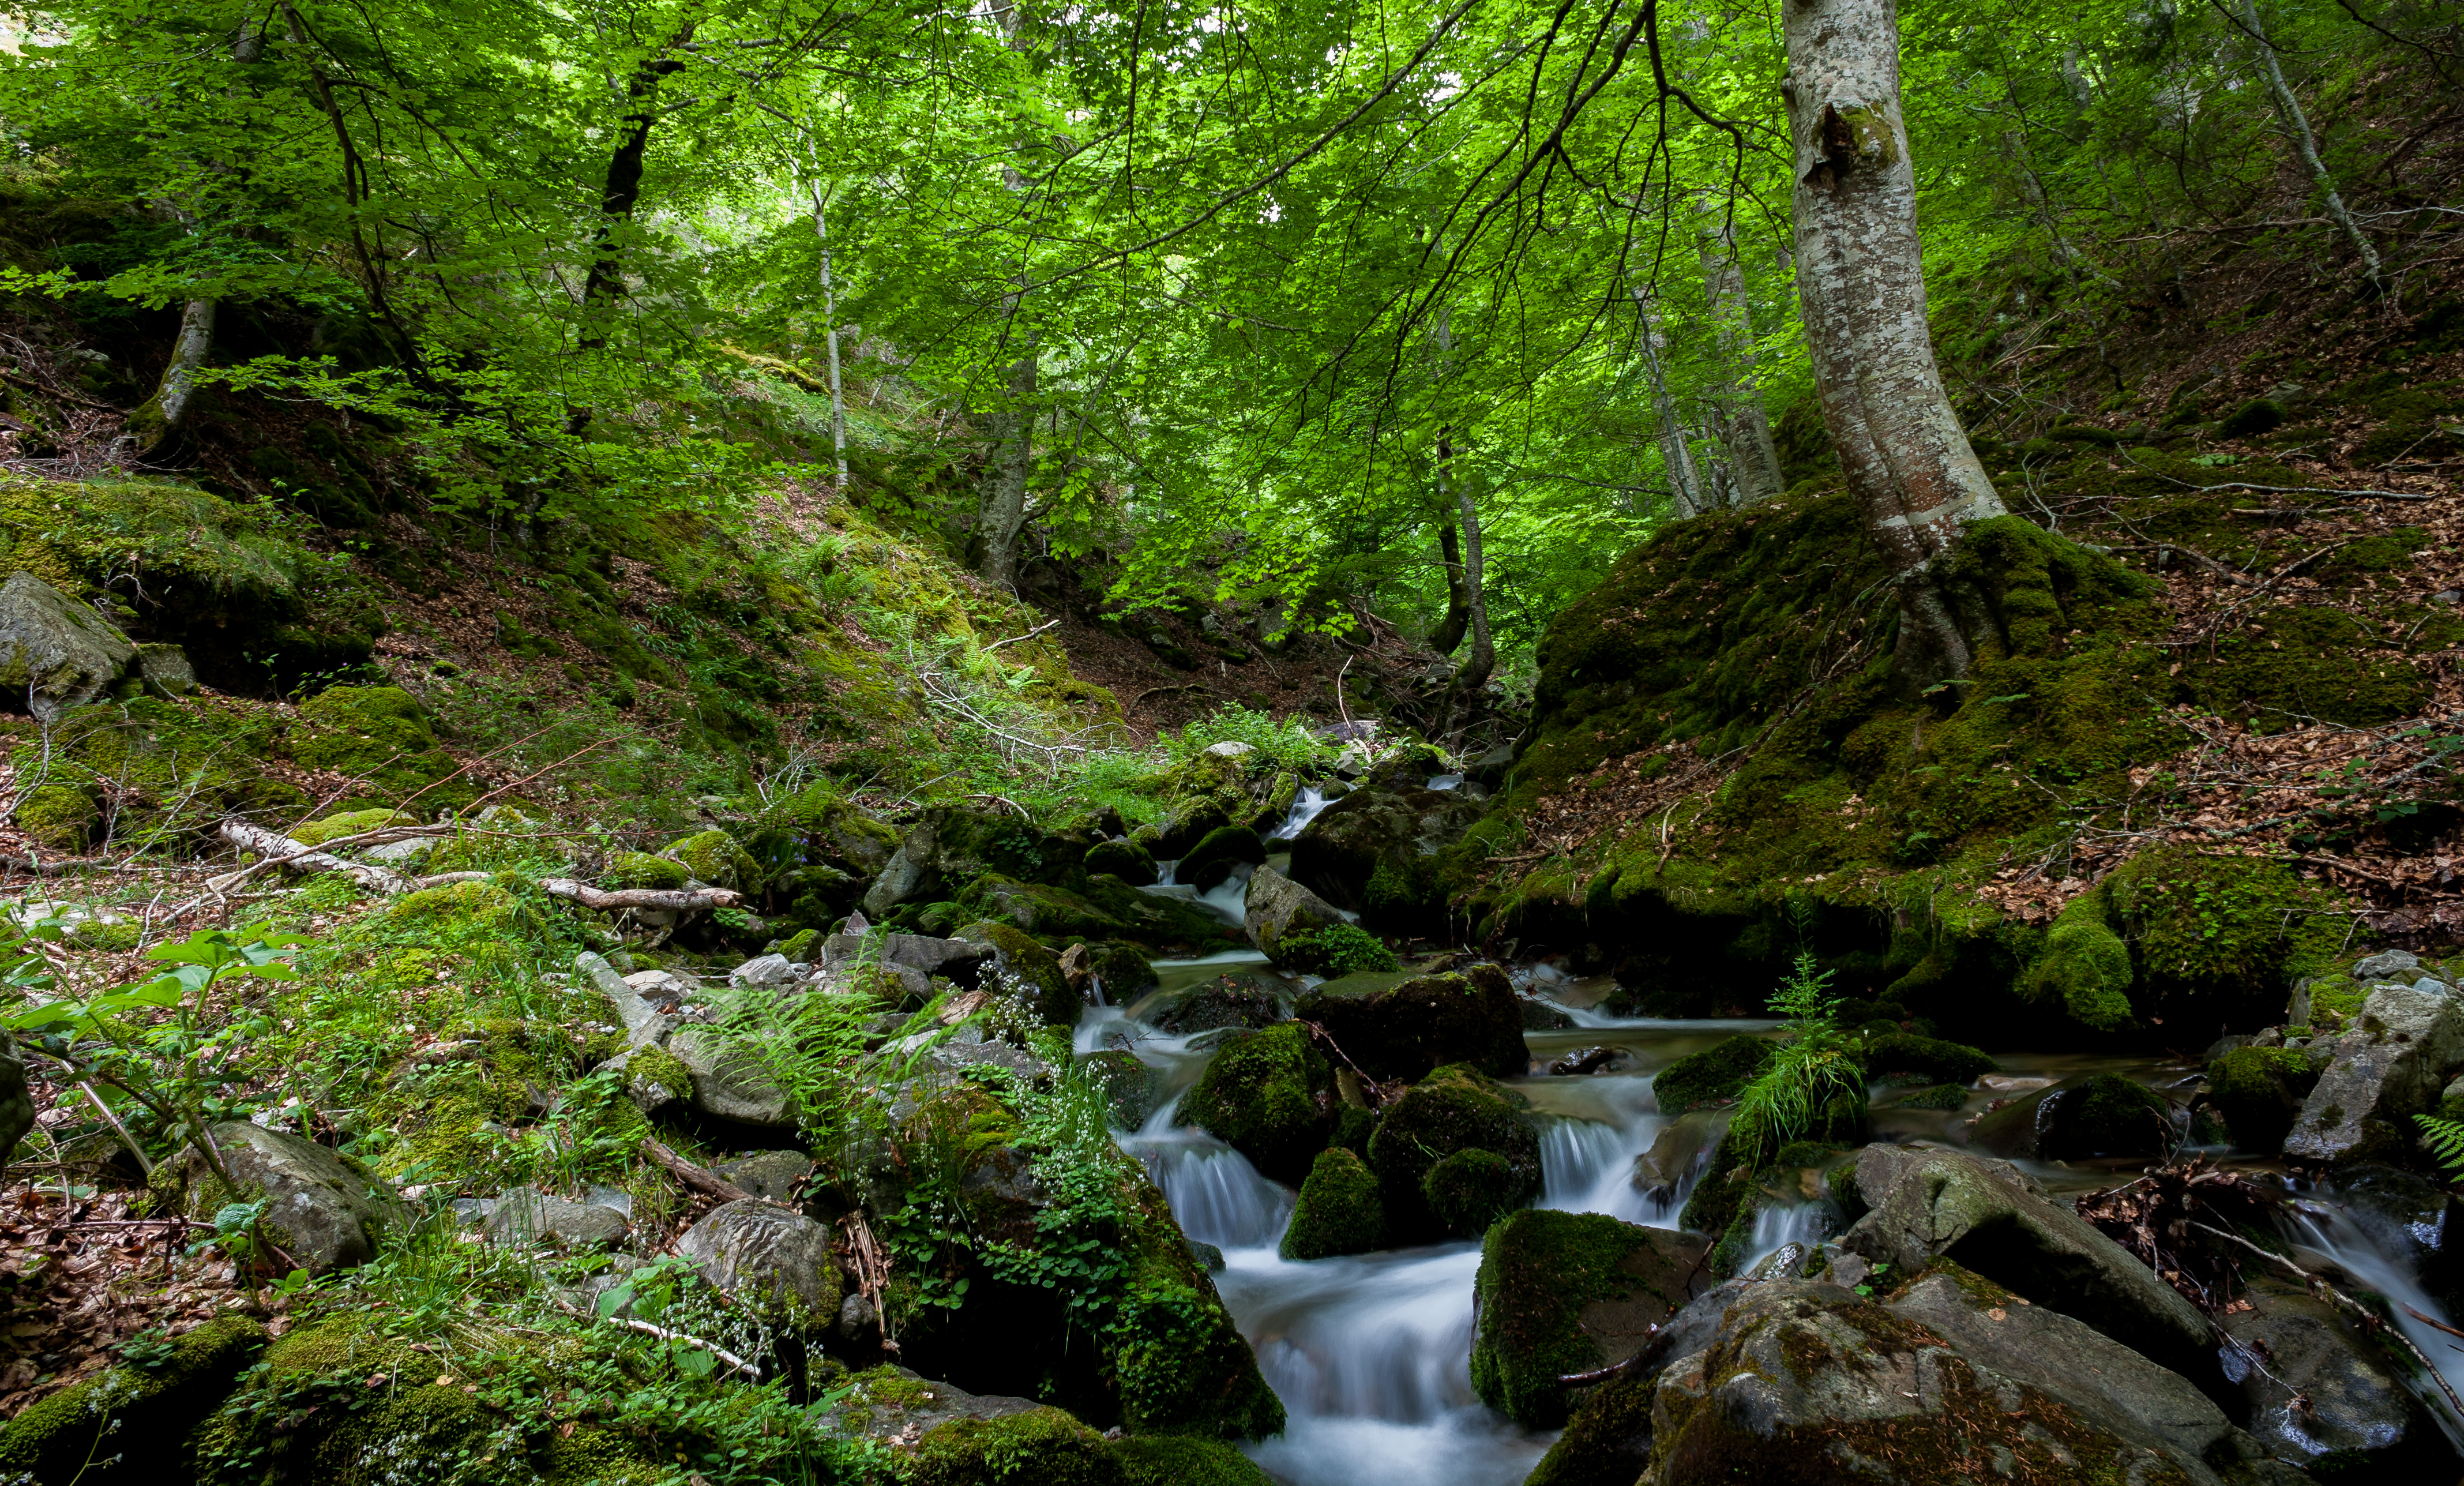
xmin=906 ymin=1406 xmax=1122 ymax=1486
xmin=957 ymin=919 xmax=1079 ymax=1026
xmin=1181 ymin=1023 xmax=1330 ymax=1185
xmin=1106 ymin=1434 xmax=1271 ymax=1486
xmin=1291 ymin=965 xmax=1526 ymax=1081
xmin=286 ymin=686 xmax=463 ymax=805
xmin=666 ymin=828 xmax=762 ymax=892
xmin=288 ymin=808 xmax=415 ymax=848
xmin=1470 ymin=1210 xmax=1691 ymax=1429
xmin=1084 ymin=838 xmax=1159 ymax=884
xmin=0 ymin=1315 xmax=265 ymax=1481
xmin=383 ymin=879 xmax=540 ymax=939
xmin=1270 ymin=923 xmax=1399 ymax=977
xmin=1421 ymin=1147 xmax=1519 ymax=1239
xmin=1859 ymin=1033 xmax=1996 ymax=1085
xmin=2206 ymin=1045 xmax=2322 ymax=1153
xmin=1898 ymin=1082 xmax=1970 ymax=1111
xmin=602 ymin=851 xmax=688 ymax=891
xmin=1367 ymin=1064 xmax=1540 ymax=1244
xmin=1654 ymin=1035 xmax=1772 ymax=1113
xmin=1524 ymin=1364 xmax=1655 ymax=1486
xmin=2016 ymin=890 xmax=2135 ymax=1032
xmin=2108 ymin=844 xmax=2344 ymax=1016
xmin=1281 ymin=1146 xmax=1385 ymax=1260
xmin=12 ymin=781 xmax=99 ymax=850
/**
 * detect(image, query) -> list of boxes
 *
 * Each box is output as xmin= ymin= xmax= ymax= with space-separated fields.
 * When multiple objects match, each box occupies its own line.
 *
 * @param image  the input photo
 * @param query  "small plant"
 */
xmin=1275 ymin=923 xmax=1398 ymax=977
xmin=2417 ymin=1113 xmax=2464 ymax=1176
xmin=1727 ymin=952 xmax=1866 ymax=1171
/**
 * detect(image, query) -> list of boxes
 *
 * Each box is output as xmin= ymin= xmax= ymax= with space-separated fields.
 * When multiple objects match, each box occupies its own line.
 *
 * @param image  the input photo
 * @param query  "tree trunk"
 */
xmin=2239 ymin=0 xmax=2383 ymax=295
xmin=1631 ymin=287 xmax=1707 ymax=516
xmin=1692 ymin=196 xmax=1789 ymax=506
xmin=121 ymin=295 xmax=215 ymax=460
xmin=976 ymin=337 xmax=1038 ymax=588
xmin=809 ymin=178 xmax=850 ymax=493
xmin=1782 ymin=0 xmax=2008 ymax=686
xmin=1429 ymin=517 xmax=1471 ymax=655
xmin=1444 ymin=431 xmax=1494 ymax=700
xmin=577 ymin=35 xmax=691 ymax=348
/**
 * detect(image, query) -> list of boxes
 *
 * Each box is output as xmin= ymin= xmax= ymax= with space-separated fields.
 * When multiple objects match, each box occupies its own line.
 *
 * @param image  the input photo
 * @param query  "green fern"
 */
xmin=2417 ymin=1114 xmax=2464 ymax=1176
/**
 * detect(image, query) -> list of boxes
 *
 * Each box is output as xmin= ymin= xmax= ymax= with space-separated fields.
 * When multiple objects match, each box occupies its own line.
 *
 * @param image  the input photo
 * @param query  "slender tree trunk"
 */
xmin=578 ymin=35 xmax=691 ymax=349
xmin=1691 ymin=196 xmax=1789 ymax=506
xmin=1783 ymin=0 xmax=2008 ymax=686
xmin=1429 ymin=517 xmax=1471 ymax=655
xmin=2238 ymin=0 xmax=2383 ymax=295
xmin=1444 ymin=430 xmax=1494 ymax=697
xmin=977 ymin=337 xmax=1038 ymax=588
xmin=809 ymin=178 xmax=850 ymax=492
xmin=121 ymin=295 xmax=216 ymax=460
xmin=1631 ymin=287 xmax=1707 ymax=516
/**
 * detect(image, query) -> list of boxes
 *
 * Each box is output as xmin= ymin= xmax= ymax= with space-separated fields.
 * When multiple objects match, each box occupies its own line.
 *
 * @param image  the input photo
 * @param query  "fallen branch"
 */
xmin=606 ymin=1318 xmax=761 ymax=1380
xmin=543 ymin=879 xmax=743 ymax=913
xmin=210 ymin=818 xmax=418 ymax=896
xmin=639 ymin=1136 xmax=756 ymax=1205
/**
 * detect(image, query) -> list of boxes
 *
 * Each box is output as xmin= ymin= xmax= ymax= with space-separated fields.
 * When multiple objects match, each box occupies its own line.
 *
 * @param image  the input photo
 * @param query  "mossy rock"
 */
xmin=1179 ymin=825 xmax=1265 ymax=891
xmin=1898 ymin=1082 xmax=1970 ymax=1112
xmin=957 ymin=873 xmax=1134 ymax=946
xmin=1653 ymin=1035 xmax=1773 ymax=1113
xmin=1858 ymin=1032 xmax=1996 ymax=1086
xmin=1470 ymin=1210 xmax=1707 ymax=1429
xmin=1971 ymin=1072 xmax=2174 ymax=1161
xmin=1367 ymin=1064 xmax=1540 ymax=1244
xmin=2015 ymin=890 xmax=2135 ymax=1033
xmin=284 ymin=686 xmax=463 ymax=802
xmin=382 ymin=879 xmax=540 ymax=939
xmin=0 ymin=1314 xmax=265 ymax=1481
xmin=287 ymin=808 xmax=415 ymax=849
xmin=1524 ymin=1362 xmax=1657 ymax=1486
xmin=2109 ymin=844 xmax=2343 ymax=1019
xmin=1181 ymin=1023 xmax=1332 ymax=1185
xmin=1291 ymin=963 xmax=1525 ymax=1082
xmin=1270 ymin=923 xmax=1399 ymax=978
xmin=1079 ymin=1049 xmax=1160 ymax=1129
xmin=1421 ymin=1147 xmax=1521 ymax=1239
xmin=11 ymin=781 xmax=98 ymax=850
xmin=1281 ymin=1146 xmax=1385 ymax=1260
xmin=602 ymin=850 xmax=688 ymax=891
xmin=1084 ymin=838 xmax=1159 ymax=886
xmin=1106 ymin=1433 xmax=1273 ymax=1486
xmin=2207 ymin=1045 xmax=2323 ymax=1154
xmin=957 ymin=919 xmax=1079 ymax=1027
xmin=664 ymin=828 xmax=763 ymax=893
xmin=906 ymin=1406 xmax=1123 ymax=1486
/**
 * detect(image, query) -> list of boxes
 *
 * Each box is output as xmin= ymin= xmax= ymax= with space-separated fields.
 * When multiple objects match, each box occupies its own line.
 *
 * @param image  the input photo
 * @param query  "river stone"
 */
xmin=1631 ymin=1110 xmax=1726 ymax=1200
xmin=715 ymin=1150 xmax=815 ymax=1204
xmin=678 ymin=1199 xmax=844 ymax=1330
xmin=1966 ymin=1072 xmax=2176 ymax=1161
xmin=579 ymin=950 xmax=672 ymax=1047
xmin=1640 ymin=1279 xmax=2230 ymax=1486
xmin=821 ymin=1363 xmax=1045 ymax=1443
xmin=1286 ymin=783 xmax=1485 ymax=914
xmin=729 ymin=953 xmax=800 ymax=989
xmin=1242 ymin=865 xmax=1344 ymax=958
xmin=820 ymin=930 xmax=991 ymax=985
xmin=485 ymin=1185 xmax=629 ymax=1247
xmin=2221 ymin=1273 xmax=2455 ymax=1474
xmin=1293 ymin=962 xmax=1526 ymax=1082
xmin=1141 ymin=971 xmax=1286 ymax=1034
xmin=1836 ymin=1144 xmax=2219 ymax=1393
xmin=176 ymin=1121 xmax=408 ymax=1274
xmin=1470 ymin=1210 xmax=1711 ymax=1428
xmin=0 ymin=571 xmax=138 ymax=721
xmin=860 ymin=818 xmax=942 ymax=918
xmin=1884 ymin=1269 xmax=2292 ymax=1485
xmin=2350 ymin=949 xmax=2421 ymax=981
xmin=135 ymin=641 xmax=196 ymax=697
xmin=2283 ymin=980 xmax=2464 ymax=1165
xmin=1282 ymin=1146 xmax=1385 ymax=1260
xmin=1368 ymin=1064 xmax=1540 ymax=1244
xmin=1181 ymin=1023 xmax=1334 ymax=1184
xmin=667 ymin=1025 xmax=798 ymax=1129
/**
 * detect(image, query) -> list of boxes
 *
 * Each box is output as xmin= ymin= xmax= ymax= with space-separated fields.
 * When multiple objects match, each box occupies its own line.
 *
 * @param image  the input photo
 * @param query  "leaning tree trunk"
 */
xmin=2238 ymin=0 xmax=2383 ymax=296
xmin=1782 ymin=0 xmax=2008 ymax=686
xmin=121 ymin=295 xmax=216 ymax=460
xmin=1631 ymin=287 xmax=1707 ymax=517
xmin=976 ymin=335 xmax=1038 ymax=588
xmin=1428 ymin=517 xmax=1471 ymax=655
xmin=1692 ymin=195 xmax=1789 ymax=506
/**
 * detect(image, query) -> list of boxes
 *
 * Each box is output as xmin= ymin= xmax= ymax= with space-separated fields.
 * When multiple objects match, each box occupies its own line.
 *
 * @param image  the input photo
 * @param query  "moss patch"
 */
xmin=0 ymin=1315 xmax=265 ymax=1482
xmin=1181 ymin=1023 xmax=1331 ymax=1185
xmin=1654 ymin=1035 xmax=1772 ymax=1113
xmin=1280 ymin=1146 xmax=1385 ymax=1260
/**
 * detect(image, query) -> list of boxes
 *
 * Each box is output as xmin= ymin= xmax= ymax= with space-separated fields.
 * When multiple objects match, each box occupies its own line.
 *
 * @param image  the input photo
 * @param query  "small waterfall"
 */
xmin=1740 ymin=1202 xmax=1832 ymax=1274
xmin=1538 ymin=1077 xmax=1685 ymax=1224
xmin=1140 ymin=861 xmax=1254 ymax=930
xmin=2281 ymin=1196 xmax=2464 ymax=1449
xmin=1124 ymin=1119 xmax=1294 ymax=1251
xmin=1425 ymin=773 xmax=1464 ymax=791
xmin=1267 ymin=786 xmax=1335 ymax=843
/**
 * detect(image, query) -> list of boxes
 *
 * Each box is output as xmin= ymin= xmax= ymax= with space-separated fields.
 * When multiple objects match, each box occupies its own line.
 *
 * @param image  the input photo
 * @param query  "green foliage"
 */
xmin=1271 ymin=923 xmax=1399 ymax=978
xmin=2417 ymin=1114 xmax=2464 ymax=1177
xmin=1726 ymin=954 xmax=1866 ymax=1172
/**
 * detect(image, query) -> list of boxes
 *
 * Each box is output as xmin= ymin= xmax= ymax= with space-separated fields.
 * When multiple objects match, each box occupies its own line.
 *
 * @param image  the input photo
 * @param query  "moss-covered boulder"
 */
xmin=1470 ymin=1211 xmax=1708 ymax=1428
xmin=1858 ymin=1032 xmax=1996 ymax=1086
xmin=1180 ymin=1023 xmax=1333 ymax=1184
xmin=1292 ymin=963 xmax=1526 ymax=1082
xmin=1280 ymin=1146 xmax=1385 ymax=1260
xmin=1269 ymin=923 xmax=1399 ymax=978
xmin=957 ymin=874 xmax=1134 ymax=946
xmin=957 ymin=919 xmax=1080 ymax=1027
xmin=1107 ymin=1434 xmax=1274 ymax=1486
xmin=1179 ymin=825 xmax=1265 ymax=891
xmin=10 ymin=781 xmax=99 ymax=850
xmin=1079 ymin=1049 xmax=1160 ymax=1128
xmin=602 ymin=850 xmax=689 ymax=891
xmin=1970 ymin=1073 xmax=2175 ymax=1161
xmin=1140 ymin=973 xmax=1287 ymax=1035
xmin=666 ymin=827 xmax=763 ymax=893
xmin=1652 ymin=1035 xmax=1772 ymax=1113
xmin=2108 ymin=843 xmax=2345 ymax=1023
xmin=2207 ymin=1045 xmax=2324 ymax=1154
xmin=1366 ymin=1064 xmax=1540 ymax=1244
xmin=0 ymin=1315 xmax=264 ymax=1482
xmin=285 ymin=807 xmax=415 ymax=849
xmin=157 ymin=1121 xmax=409 ymax=1275
xmin=906 ymin=1406 xmax=1124 ymax=1486
xmin=1287 ymin=783 xmax=1486 ymax=930
xmin=284 ymin=685 xmax=464 ymax=806
xmin=1084 ymin=837 xmax=1159 ymax=886
xmin=2015 ymin=890 xmax=2136 ymax=1033
xmin=1422 ymin=1147 xmax=1522 ymax=1239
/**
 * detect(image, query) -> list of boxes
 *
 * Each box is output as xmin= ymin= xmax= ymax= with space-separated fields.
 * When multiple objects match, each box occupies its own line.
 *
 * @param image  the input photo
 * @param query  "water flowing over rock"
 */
xmin=2284 ymin=980 xmax=2464 ymax=1164
xmin=2221 ymin=1274 xmax=2454 ymax=1473
xmin=1286 ymin=783 xmax=1485 ymax=923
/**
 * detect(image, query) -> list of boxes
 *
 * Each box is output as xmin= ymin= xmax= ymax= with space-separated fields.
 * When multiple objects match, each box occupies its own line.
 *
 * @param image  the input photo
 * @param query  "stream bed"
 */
xmin=1077 ymin=940 xmax=2464 ymax=1484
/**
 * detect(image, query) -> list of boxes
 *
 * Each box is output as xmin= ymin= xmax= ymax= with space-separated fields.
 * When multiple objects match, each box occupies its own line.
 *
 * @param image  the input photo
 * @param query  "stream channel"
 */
xmin=1064 ymin=794 xmax=2464 ymax=1484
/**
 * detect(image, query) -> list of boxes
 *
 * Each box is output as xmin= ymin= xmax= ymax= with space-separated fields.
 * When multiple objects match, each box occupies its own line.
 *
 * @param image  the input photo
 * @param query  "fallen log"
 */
xmin=540 ymin=878 xmax=742 ymax=912
xmin=640 ymin=1136 xmax=756 ymax=1205
xmin=212 ymin=818 xmax=418 ymax=895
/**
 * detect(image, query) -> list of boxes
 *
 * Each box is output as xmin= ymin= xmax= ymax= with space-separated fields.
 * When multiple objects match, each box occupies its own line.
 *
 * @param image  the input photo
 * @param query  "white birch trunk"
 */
xmin=2238 ymin=0 xmax=2383 ymax=295
xmin=121 ymin=289 xmax=215 ymax=460
xmin=809 ymin=179 xmax=850 ymax=492
xmin=1632 ymin=287 xmax=1707 ymax=516
xmin=1782 ymin=0 xmax=2007 ymax=681
xmin=977 ymin=338 xmax=1037 ymax=588
xmin=1692 ymin=196 xmax=1789 ymax=506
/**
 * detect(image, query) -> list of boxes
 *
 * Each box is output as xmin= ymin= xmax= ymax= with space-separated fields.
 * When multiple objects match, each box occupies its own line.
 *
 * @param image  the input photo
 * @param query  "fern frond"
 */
xmin=2416 ymin=1114 xmax=2464 ymax=1176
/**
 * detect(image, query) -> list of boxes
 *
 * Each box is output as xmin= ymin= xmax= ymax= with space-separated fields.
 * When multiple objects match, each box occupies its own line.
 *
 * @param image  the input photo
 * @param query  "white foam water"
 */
xmin=2281 ymin=1194 xmax=2464 ymax=1449
xmin=1268 ymin=786 xmax=1336 ymax=843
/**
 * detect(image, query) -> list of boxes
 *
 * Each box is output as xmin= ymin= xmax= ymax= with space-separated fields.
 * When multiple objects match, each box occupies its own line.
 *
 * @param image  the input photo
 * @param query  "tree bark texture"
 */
xmin=1631 ymin=287 xmax=1707 ymax=517
xmin=1782 ymin=0 xmax=2008 ymax=683
xmin=810 ymin=181 xmax=850 ymax=492
xmin=122 ymin=295 xmax=216 ymax=459
xmin=1428 ymin=518 xmax=1471 ymax=655
xmin=1445 ymin=432 xmax=1494 ymax=699
xmin=1691 ymin=197 xmax=1788 ymax=506
xmin=976 ymin=336 xmax=1038 ymax=587
xmin=2238 ymin=0 xmax=2383 ymax=294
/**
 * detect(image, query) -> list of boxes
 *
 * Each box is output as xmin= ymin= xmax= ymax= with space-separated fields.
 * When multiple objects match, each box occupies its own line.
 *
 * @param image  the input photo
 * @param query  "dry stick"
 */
xmin=606 ymin=1318 xmax=761 ymax=1380
xmin=206 ymin=819 xmax=418 ymax=896
xmin=2191 ymin=1220 xmax=2464 ymax=1425
xmin=638 ymin=1136 xmax=756 ymax=1205
xmin=542 ymin=880 xmax=744 ymax=913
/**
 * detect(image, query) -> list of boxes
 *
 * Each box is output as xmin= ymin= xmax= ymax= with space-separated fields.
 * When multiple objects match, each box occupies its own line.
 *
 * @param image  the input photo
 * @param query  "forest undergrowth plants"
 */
xmin=1727 ymin=950 xmax=1867 ymax=1172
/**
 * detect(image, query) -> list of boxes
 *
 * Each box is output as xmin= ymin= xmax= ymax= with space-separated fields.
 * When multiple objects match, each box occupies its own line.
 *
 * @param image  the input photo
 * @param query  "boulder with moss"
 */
xmin=1968 ymin=1073 xmax=2175 ymax=1161
xmin=906 ymin=1406 xmax=1124 ymax=1486
xmin=1280 ymin=1146 xmax=1385 ymax=1260
xmin=665 ymin=827 xmax=763 ymax=894
xmin=2285 ymin=979 xmax=2464 ymax=1165
xmin=2206 ymin=1045 xmax=2323 ymax=1153
xmin=1141 ymin=972 xmax=1287 ymax=1034
xmin=602 ymin=850 xmax=689 ymax=891
xmin=1470 ymin=1210 xmax=1709 ymax=1428
xmin=1107 ymin=1434 xmax=1275 ymax=1486
xmin=2015 ymin=888 xmax=2136 ymax=1033
xmin=1180 ymin=1023 xmax=1334 ymax=1184
xmin=1858 ymin=1031 xmax=1996 ymax=1086
xmin=0 ymin=1314 xmax=264 ymax=1482
xmin=1287 ymin=783 xmax=1485 ymax=928
xmin=1270 ymin=923 xmax=1399 ymax=978
xmin=1651 ymin=1034 xmax=1773 ymax=1113
xmin=956 ymin=919 xmax=1080 ymax=1026
xmin=1242 ymin=865 xmax=1346 ymax=963
xmin=1084 ymin=836 xmax=1159 ymax=886
xmin=1292 ymin=963 xmax=1525 ymax=1082
xmin=158 ymin=1121 xmax=409 ymax=1275
xmin=10 ymin=782 xmax=99 ymax=851
xmin=1178 ymin=825 xmax=1265 ymax=892
xmin=287 ymin=807 xmax=416 ymax=849
xmin=0 ymin=569 xmax=138 ymax=720
xmin=1366 ymin=1064 xmax=1540 ymax=1244
xmin=678 ymin=1199 xmax=844 ymax=1333
xmin=283 ymin=685 xmax=467 ymax=808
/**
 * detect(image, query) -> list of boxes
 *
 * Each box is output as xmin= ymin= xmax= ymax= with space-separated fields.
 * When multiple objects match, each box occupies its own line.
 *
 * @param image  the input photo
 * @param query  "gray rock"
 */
xmin=677 ymin=1199 xmax=843 ymax=1329
xmin=2352 ymin=950 xmax=2421 ymax=981
xmin=860 ymin=819 xmax=940 ymax=918
xmin=729 ymin=953 xmax=800 ymax=990
xmin=836 ymin=1291 xmax=877 ymax=1344
xmin=361 ymin=836 xmax=434 ymax=869
xmin=0 ymin=572 xmax=137 ymax=720
xmin=924 ymin=1025 xmax=1049 ymax=1082
xmin=1242 ymin=864 xmax=1344 ymax=955
xmin=579 ymin=951 xmax=671 ymax=1046
xmin=715 ymin=1150 xmax=814 ymax=1204
xmin=1467 ymin=743 xmax=1516 ymax=786
xmin=667 ymin=1026 xmax=798 ymax=1128
xmin=1837 ymin=1143 xmax=2218 ymax=1389
xmin=486 ymin=1185 xmax=629 ymax=1247
xmin=2284 ymin=981 xmax=2464 ymax=1164
xmin=1287 ymin=784 xmax=1486 ymax=913
xmin=0 ymin=1034 xmax=31 ymax=1170
xmin=821 ymin=1364 xmax=1042 ymax=1443
xmin=820 ymin=930 xmax=989 ymax=985
xmin=2418 ymin=975 xmax=2454 ymax=995
xmin=134 ymin=641 xmax=195 ymax=699
xmin=179 ymin=1121 xmax=408 ymax=1274
xmin=2221 ymin=1274 xmax=2450 ymax=1472
xmin=1140 ymin=972 xmax=1287 ymax=1034
xmin=1201 ymin=740 xmax=1254 ymax=759
xmin=1631 ymin=1111 xmax=1726 ymax=1199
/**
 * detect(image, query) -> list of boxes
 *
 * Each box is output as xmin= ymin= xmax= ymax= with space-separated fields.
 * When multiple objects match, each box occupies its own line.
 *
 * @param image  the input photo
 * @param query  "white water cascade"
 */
xmin=2281 ymin=1192 xmax=2464 ymax=1451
